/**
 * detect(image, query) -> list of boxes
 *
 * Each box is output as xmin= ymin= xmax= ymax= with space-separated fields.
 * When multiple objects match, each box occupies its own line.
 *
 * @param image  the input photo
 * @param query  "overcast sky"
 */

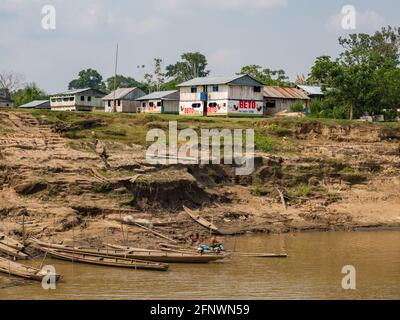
xmin=0 ymin=0 xmax=398 ymax=93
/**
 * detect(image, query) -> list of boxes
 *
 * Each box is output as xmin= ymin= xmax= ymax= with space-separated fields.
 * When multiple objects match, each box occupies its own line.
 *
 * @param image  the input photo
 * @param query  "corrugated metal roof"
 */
xmin=53 ymin=88 xmax=105 ymax=96
xmin=296 ymin=85 xmax=324 ymax=96
xmin=103 ymin=87 xmax=139 ymax=100
xmin=177 ymin=74 xmax=262 ymax=87
xmin=136 ymin=90 xmax=179 ymax=101
xmin=19 ymin=100 xmax=50 ymax=108
xmin=263 ymin=86 xmax=310 ymax=100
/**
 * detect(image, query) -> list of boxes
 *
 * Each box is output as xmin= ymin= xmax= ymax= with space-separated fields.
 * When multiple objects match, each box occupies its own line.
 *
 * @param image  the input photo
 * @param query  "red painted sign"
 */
xmin=239 ymin=101 xmax=257 ymax=109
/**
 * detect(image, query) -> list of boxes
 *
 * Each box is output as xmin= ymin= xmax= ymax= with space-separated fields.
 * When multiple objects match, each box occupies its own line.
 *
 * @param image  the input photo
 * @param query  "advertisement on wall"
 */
xmin=144 ymin=101 xmax=162 ymax=114
xmin=179 ymin=101 xmax=204 ymax=115
xmin=227 ymin=100 xmax=264 ymax=116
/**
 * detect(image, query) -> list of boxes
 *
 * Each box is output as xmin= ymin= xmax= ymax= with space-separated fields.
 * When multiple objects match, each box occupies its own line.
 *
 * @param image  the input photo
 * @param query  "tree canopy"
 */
xmin=13 ymin=83 xmax=48 ymax=107
xmin=68 ymin=69 xmax=106 ymax=91
xmin=238 ymin=65 xmax=290 ymax=86
xmin=308 ymin=26 xmax=400 ymax=120
xmin=105 ymin=74 xmax=147 ymax=93
xmin=166 ymin=52 xmax=210 ymax=82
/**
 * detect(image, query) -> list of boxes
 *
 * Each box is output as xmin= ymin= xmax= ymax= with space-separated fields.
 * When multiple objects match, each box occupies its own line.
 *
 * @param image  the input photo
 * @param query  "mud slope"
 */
xmin=0 ymin=111 xmax=399 ymax=248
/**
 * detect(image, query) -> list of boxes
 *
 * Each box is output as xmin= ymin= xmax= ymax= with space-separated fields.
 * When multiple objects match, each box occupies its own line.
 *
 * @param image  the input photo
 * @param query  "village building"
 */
xmin=19 ymin=100 xmax=50 ymax=109
xmin=136 ymin=90 xmax=179 ymax=114
xmin=103 ymin=87 xmax=146 ymax=113
xmin=177 ymin=75 xmax=264 ymax=117
xmin=50 ymin=88 xmax=105 ymax=111
xmin=296 ymin=85 xmax=325 ymax=99
xmin=263 ymin=86 xmax=310 ymax=115
xmin=0 ymin=96 xmax=13 ymax=108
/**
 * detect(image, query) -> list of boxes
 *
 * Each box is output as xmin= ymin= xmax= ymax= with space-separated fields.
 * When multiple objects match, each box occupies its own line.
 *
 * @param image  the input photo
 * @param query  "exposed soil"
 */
xmin=0 ymin=111 xmax=399 ymax=250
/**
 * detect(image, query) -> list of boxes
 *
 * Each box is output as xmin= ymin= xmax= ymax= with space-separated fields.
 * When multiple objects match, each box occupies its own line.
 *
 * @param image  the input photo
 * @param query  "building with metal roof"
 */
xmin=103 ymin=87 xmax=145 ymax=113
xmin=263 ymin=86 xmax=310 ymax=115
xmin=0 ymin=96 xmax=13 ymax=108
xmin=137 ymin=90 xmax=179 ymax=114
xmin=178 ymin=74 xmax=264 ymax=117
xmin=50 ymin=88 xmax=106 ymax=112
xmin=19 ymin=100 xmax=50 ymax=109
xmin=296 ymin=85 xmax=325 ymax=97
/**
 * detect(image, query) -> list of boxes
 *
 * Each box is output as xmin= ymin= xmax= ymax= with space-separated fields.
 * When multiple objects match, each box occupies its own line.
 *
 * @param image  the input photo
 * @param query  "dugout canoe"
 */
xmin=0 ymin=232 xmax=25 ymax=251
xmin=183 ymin=206 xmax=220 ymax=233
xmin=0 ymin=257 xmax=61 ymax=281
xmin=33 ymin=240 xmax=228 ymax=264
xmin=36 ymin=246 xmax=169 ymax=271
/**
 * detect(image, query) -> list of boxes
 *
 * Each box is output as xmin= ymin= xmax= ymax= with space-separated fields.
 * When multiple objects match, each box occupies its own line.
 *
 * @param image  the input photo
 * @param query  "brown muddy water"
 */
xmin=0 ymin=231 xmax=399 ymax=300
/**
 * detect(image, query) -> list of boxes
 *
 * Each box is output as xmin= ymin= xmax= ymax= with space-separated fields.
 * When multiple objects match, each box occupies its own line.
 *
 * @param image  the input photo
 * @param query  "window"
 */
xmin=142 ymin=102 xmax=146 ymax=108
xmin=191 ymin=87 xmax=197 ymax=93
xmin=254 ymin=86 xmax=261 ymax=93
xmin=212 ymin=85 xmax=219 ymax=92
xmin=192 ymin=103 xmax=201 ymax=108
xmin=87 ymin=96 xmax=92 ymax=102
xmin=108 ymin=101 xmax=111 ymax=107
xmin=149 ymin=102 xmax=154 ymax=107
xmin=208 ymin=102 xmax=218 ymax=107
xmin=157 ymin=101 xmax=162 ymax=107
xmin=80 ymin=96 xmax=85 ymax=101
xmin=69 ymin=97 xmax=74 ymax=101
xmin=117 ymin=100 xmax=121 ymax=106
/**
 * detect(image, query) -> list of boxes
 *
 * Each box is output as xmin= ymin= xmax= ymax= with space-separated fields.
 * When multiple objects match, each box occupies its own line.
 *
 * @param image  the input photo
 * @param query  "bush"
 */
xmin=289 ymin=101 xmax=305 ymax=112
xmin=309 ymin=99 xmax=323 ymax=115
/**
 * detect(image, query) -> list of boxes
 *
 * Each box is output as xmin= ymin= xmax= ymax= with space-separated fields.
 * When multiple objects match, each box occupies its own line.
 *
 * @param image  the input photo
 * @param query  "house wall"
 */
xmin=163 ymin=100 xmax=179 ymax=114
xmin=105 ymin=100 xmax=141 ymax=113
xmin=179 ymin=84 xmax=264 ymax=117
xmin=50 ymin=94 xmax=103 ymax=111
xmin=141 ymin=99 xmax=179 ymax=114
xmin=0 ymin=101 xmax=14 ymax=108
xmin=264 ymin=98 xmax=308 ymax=115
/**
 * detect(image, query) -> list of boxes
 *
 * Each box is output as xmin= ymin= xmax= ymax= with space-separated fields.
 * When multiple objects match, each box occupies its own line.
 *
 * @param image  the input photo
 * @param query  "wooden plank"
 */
xmin=0 ymin=243 xmax=28 ymax=260
xmin=0 ymin=232 xmax=25 ymax=251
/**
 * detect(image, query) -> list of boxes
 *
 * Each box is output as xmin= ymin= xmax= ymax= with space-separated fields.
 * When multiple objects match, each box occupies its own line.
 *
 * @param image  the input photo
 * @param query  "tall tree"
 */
xmin=13 ymin=83 xmax=48 ymax=107
xmin=238 ymin=65 xmax=290 ymax=86
xmin=68 ymin=69 xmax=106 ymax=91
xmin=105 ymin=75 xmax=147 ymax=93
xmin=0 ymin=71 xmax=24 ymax=96
xmin=308 ymin=26 xmax=400 ymax=120
xmin=166 ymin=52 xmax=210 ymax=82
xmin=142 ymin=58 xmax=166 ymax=93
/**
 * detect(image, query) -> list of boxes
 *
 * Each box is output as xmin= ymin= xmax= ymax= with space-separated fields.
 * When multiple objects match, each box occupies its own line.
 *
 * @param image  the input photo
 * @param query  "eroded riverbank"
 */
xmin=0 ymin=110 xmax=399 ymax=248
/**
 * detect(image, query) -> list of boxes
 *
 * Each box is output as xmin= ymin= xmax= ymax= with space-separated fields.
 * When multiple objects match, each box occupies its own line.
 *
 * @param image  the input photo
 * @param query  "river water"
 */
xmin=0 ymin=231 xmax=399 ymax=300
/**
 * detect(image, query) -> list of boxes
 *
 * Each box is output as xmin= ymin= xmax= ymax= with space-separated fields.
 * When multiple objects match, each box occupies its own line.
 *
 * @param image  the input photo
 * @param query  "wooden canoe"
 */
xmin=0 ymin=242 xmax=28 ymax=260
xmin=37 ymin=247 xmax=169 ymax=271
xmin=183 ymin=206 xmax=220 ymax=233
xmin=0 ymin=232 xmax=25 ymax=251
xmin=34 ymin=240 xmax=228 ymax=264
xmin=0 ymin=257 xmax=61 ymax=281
xmin=235 ymin=252 xmax=288 ymax=258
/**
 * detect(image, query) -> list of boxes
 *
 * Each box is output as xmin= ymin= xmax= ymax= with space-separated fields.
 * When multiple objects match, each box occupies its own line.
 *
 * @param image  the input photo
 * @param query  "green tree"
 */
xmin=166 ymin=52 xmax=210 ymax=82
xmin=68 ymin=69 xmax=106 ymax=91
xmin=308 ymin=26 xmax=400 ymax=120
xmin=238 ymin=65 xmax=290 ymax=86
xmin=105 ymin=75 xmax=147 ymax=93
xmin=13 ymin=83 xmax=48 ymax=107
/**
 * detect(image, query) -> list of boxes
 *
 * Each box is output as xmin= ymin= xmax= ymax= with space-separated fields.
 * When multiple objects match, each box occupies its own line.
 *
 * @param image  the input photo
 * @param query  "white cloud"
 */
xmin=326 ymin=9 xmax=385 ymax=32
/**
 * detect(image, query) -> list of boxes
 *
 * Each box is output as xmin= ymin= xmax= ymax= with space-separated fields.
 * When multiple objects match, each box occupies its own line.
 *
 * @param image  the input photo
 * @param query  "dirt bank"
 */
xmin=0 ymin=111 xmax=399 ymax=249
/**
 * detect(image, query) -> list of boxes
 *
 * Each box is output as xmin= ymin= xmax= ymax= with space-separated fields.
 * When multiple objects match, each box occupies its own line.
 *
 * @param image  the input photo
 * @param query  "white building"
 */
xmin=177 ymin=75 xmax=264 ymax=117
xmin=50 ymin=88 xmax=105 ymax=111
xmin=102 ymin=87 xmax=145 ymax=113
xmin=137 ymin=90 xmax=179 ymax=114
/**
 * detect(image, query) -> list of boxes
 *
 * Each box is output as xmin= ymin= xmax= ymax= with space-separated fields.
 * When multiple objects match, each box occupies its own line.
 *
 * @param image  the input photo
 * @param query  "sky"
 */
xmin=0 ymin=0 xmax=399 ymax=93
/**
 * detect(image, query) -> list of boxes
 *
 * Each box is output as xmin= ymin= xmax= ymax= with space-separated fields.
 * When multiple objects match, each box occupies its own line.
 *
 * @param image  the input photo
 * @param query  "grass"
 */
xmin=24 ymin=109 xmax=400 ymax=154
